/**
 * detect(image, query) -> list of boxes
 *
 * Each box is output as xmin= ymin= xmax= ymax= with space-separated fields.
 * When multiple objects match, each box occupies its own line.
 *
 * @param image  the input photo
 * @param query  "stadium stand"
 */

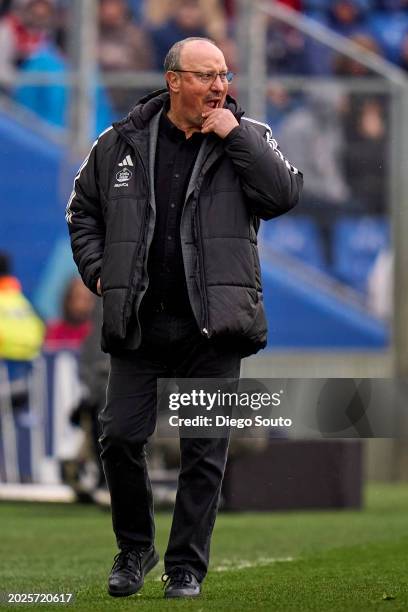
xmin=331 ymin=215 xmax=390 ymax=290
xmin=261 ymin=215 xmax=327 ymax=271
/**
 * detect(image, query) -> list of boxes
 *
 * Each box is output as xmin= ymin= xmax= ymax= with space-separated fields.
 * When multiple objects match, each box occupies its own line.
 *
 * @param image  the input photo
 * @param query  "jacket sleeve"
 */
xmin=223 ymin=119 xmax=303 ymax=220
xmin=65 ymin=137 xmax=106 ymax=295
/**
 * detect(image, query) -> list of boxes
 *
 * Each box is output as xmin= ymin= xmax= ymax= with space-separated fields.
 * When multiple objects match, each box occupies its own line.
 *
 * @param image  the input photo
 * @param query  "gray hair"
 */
xmin=163 ymin=37 xmax=219 ymax=72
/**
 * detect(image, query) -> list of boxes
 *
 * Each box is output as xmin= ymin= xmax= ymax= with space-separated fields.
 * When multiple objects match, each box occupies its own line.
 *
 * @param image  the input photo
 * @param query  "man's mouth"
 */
xmin=205 ymin=99 xmax=221 ymax=109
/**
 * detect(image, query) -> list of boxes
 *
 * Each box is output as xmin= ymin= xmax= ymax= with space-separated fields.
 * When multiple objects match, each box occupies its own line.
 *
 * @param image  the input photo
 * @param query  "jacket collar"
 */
xmin=113 ymin=89 xmax=244 ymax=197
xmin=114 ymin=88 xmax=245 ymax=134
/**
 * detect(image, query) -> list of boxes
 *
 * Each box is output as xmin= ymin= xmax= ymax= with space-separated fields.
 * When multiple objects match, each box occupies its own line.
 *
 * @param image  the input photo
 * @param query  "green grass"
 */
xmin=1 ymin=484 xmax=408 ymax=611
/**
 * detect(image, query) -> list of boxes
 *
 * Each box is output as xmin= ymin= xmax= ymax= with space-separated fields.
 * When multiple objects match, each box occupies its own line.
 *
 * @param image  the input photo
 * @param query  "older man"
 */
xmin=66 ymin=37 xmax=302 ymax=599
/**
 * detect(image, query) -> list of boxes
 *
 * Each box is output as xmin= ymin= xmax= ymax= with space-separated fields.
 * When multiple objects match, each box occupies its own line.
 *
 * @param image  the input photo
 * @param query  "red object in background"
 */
xmin=223 ymin=0 xmax=235 ymax=19
xmin=44 ymin=320 xmax=92 ymax=352
xmin=276 ymin=0 xmax=302 ymax=11
xmin=5 ymin=13 xmax=45 ymax=57
xmin=44 ymin=276 xmax=95 ymax=351
xmin=222 ymin=0 xmax=301 ymax=18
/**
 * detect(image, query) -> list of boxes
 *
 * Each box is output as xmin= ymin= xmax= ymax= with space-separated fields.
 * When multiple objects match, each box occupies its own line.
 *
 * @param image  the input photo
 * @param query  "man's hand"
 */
xmin=97 ymin=278 xmax=102 ymax=296
xmin=201 ymin=109 xmax=239 ymax=139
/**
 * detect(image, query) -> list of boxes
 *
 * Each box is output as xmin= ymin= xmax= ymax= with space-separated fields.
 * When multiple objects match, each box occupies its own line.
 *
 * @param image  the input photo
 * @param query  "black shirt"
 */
xmin=142 ymin=109 xmax=204 ymax=315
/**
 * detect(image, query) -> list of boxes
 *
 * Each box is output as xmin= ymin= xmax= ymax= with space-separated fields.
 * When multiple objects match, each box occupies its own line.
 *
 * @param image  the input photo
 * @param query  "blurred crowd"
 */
xmin=267 ymin=0 xmax=408 ymax=76
xmin=0 ymin=0 xmax=238 ymax=121
xmin=0 ymin=0 xmax=407 ymax=118
xmin=0 ymin=0 xmax=400 ymax=210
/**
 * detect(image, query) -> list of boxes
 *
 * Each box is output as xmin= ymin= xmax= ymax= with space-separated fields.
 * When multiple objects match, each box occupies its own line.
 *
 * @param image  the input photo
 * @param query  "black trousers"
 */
xmin=98 ymin=311 xmax=241 ymax=582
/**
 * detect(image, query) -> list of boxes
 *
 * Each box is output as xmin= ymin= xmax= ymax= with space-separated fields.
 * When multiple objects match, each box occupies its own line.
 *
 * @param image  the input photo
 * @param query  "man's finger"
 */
xmin=201 ymin=119 xmax=215 ymax=131
xmin=201 ymin=124 xmax=214 ymax=133
xmin=201 ymin=117 xmax=213 ymax=128
xmin=201 ymin=109 xmax=218 ymax=118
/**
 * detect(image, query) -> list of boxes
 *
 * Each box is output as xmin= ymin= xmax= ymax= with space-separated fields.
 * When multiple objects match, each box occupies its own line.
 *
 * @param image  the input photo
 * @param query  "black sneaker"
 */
xmin=162 ymin=568 xmax=201 ymax=598
xmin=108 ymin=545 xmax=159 ymax=597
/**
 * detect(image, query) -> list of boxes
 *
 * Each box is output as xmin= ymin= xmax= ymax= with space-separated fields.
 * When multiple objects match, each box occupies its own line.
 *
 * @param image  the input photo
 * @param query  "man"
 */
xmin=66 ymin=37 xmax=302 ymax=599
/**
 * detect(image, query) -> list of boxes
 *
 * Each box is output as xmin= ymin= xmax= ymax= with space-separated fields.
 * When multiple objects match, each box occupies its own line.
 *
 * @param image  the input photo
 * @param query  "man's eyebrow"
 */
xmin=186 ymin=68 xmax=229 ymax=73
xmin=182 ymin=64 xmax=228 ymax=70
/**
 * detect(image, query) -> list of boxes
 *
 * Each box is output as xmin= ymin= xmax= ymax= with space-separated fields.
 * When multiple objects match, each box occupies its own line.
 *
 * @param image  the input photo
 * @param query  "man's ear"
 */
xmin=166 ymin=71 xmax=180 ymax=94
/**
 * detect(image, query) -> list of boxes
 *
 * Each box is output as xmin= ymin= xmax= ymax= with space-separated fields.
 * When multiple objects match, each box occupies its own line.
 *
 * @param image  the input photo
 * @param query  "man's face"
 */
xmin=168 ymin=41 xmax=229 ymax=129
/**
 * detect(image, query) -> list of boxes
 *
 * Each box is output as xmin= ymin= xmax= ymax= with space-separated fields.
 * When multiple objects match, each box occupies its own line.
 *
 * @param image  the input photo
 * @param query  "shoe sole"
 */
xmin=108 ymin=551 xmax=159 ymax=598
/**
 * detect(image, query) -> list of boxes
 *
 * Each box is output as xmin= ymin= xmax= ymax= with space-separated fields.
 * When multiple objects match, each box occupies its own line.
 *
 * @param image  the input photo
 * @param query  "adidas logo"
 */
xmin=118 ymin=155 xmax=133 ymax=167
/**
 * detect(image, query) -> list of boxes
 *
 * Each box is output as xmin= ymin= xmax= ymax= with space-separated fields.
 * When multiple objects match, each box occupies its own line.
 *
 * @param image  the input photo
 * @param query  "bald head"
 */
xmin=164 ymin=37 xmax=222 ymax=72
xmin=179 ymin=39 xmax=226 ymax=71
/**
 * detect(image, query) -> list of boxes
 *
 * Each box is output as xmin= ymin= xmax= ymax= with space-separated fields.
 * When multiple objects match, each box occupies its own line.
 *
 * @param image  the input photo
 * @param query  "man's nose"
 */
xmin=210 ymin=75 xmax=224 ymax=90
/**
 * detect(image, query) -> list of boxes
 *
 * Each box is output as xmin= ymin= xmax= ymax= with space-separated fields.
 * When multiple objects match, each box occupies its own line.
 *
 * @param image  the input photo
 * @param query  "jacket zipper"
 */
xmin=188 ymin=143 xmax=223 ymax=338
xmin=192 ymin=200 xmax=210 ymax=337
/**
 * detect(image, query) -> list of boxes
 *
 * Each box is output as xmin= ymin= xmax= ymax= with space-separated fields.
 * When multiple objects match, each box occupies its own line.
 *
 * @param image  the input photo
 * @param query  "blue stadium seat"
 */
xmin=331 ymin=216 xmax=390 ymax=291
xmin=261 ymin=215 xmax=326 ymax=271
xmin=367 ymin=11 xmax=408 ymax=63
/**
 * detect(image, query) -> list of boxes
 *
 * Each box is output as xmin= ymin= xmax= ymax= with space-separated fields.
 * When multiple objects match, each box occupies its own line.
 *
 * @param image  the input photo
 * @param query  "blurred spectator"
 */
xmin=266 ymin=18 xmax=308 ymax=75
xmin=68 ymin=300 xmax=109 ymax=502
xmin=328 ymin=0 xmax=370 ymax=37
xmin=0 ymin=0 xmax=12 ymax=17
xmin=333 ymin=32 xmax=381 ymax=76
xmin=13 ymin=40 xmax=115 ymax=132
xmin=0 ymin=249 xmax=44 ymax=485
xmin=266 ymin=84 xmax=302 ymax=136
xmin=302 ymin=1 xmax=372 ymax=75
xmin=342 ymin=96 xmax=388 ymax=213
xmin=13 ymin=40 xmax=66 ymax=126
xmin=44 ymin=276 xmax=94 ymax=351
xmin=0 ymin=250 xmax=44 ymax=361
xmin=279 ymin=87 xmax=350 ymax=263
xmin=0 ymin=0 xmax=56 ymax=92
xmin=126 ymin=0 xmax=144 ymax=21
xmin=144 ymin=0 xmax=173 ymax=26
xmin=97 ymin=0 xmax=154 ymax=115
xmin=333 ymin=31 xmax=388 ymax=213
xmin=149 ymin=0 xmax=212 ymax=69
xmin=145 ymin=0 xmax=227 ymax=40
xmin=280 ymin=87 xmax=350 ymax=207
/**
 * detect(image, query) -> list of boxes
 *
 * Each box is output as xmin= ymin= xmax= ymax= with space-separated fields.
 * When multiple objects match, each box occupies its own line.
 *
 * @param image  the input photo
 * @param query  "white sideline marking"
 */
xmin=153 ymin=557 xmax=295 ymax=580
xmin=212 ymin=557 xmax=295 ymax=572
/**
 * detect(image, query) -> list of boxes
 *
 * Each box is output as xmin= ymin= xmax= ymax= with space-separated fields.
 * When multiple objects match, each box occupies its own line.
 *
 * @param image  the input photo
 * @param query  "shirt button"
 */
xmin=167 ymin=235 xmax=172 ymax=241
xmin=170 ymin=203 xmax=175 ymax=208
xmin=174 ymin=173 xmax=180 ymax=178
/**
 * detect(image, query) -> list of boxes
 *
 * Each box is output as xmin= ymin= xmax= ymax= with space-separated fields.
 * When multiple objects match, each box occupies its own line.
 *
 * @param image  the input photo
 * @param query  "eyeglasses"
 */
xmin=173 ymin=70 xmax=235 ymax=84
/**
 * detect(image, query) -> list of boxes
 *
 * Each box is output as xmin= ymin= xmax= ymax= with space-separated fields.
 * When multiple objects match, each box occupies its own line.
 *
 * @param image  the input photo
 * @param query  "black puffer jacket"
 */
xmin=66 ymin=89 xmax=303 ymax=355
